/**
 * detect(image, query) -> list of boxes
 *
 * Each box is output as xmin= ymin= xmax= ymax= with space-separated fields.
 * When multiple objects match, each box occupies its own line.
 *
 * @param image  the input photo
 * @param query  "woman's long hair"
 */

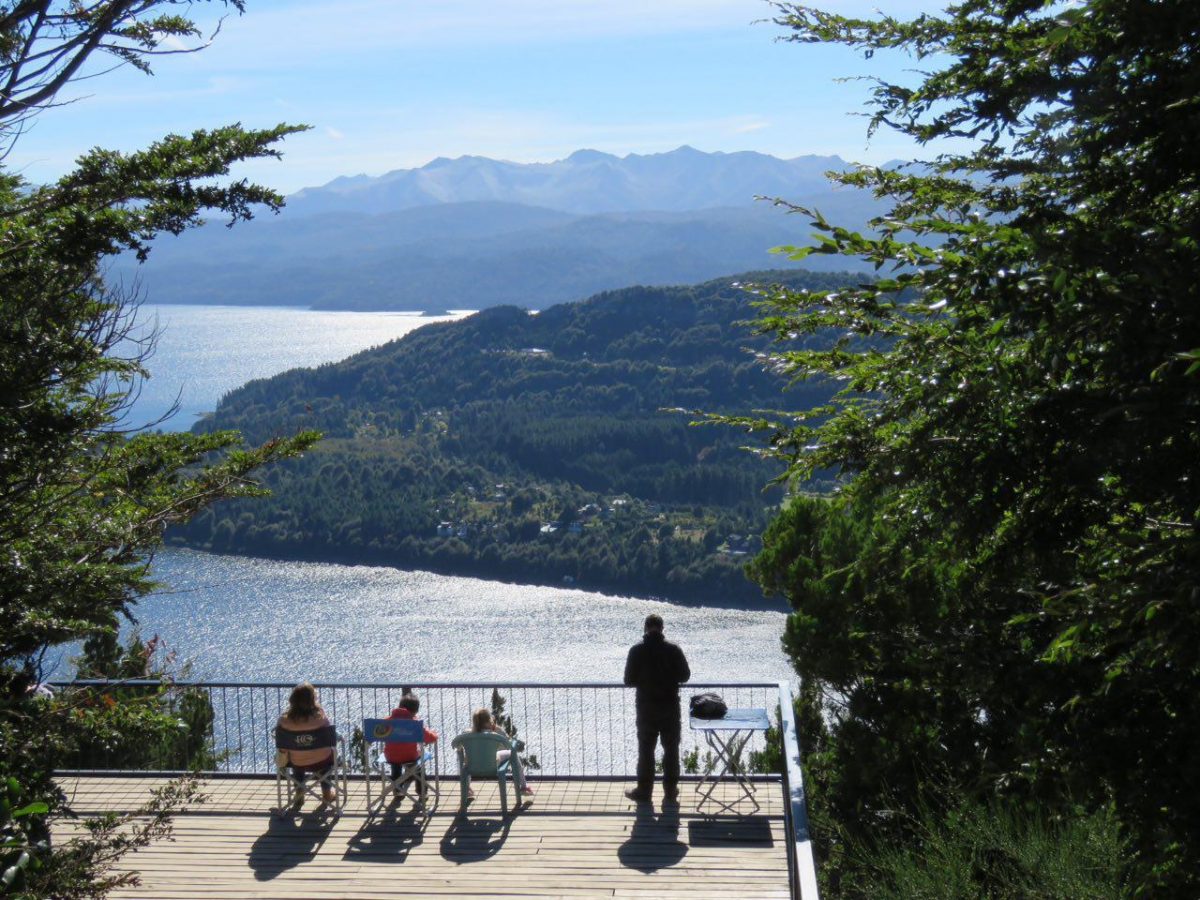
xmin=471 ymin=707 xmax=492 ymax=732
xmin=285 ymin=682 xmax=323 ymax=721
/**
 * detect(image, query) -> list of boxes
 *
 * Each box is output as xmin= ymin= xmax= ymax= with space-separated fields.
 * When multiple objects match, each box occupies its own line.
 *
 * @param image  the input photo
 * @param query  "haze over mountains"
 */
xmin=286 ymin=146 xmax=849 ymax=215
xmin=123 ymin=147 xmax=886 ymax=310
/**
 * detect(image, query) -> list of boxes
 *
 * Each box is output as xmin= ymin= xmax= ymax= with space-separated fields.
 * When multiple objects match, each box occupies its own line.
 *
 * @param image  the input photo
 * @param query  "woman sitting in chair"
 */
xmin=468 ymin=707 xmax=534 ymax=796
xmin=277 ymin=682 xmax=336 ymax=806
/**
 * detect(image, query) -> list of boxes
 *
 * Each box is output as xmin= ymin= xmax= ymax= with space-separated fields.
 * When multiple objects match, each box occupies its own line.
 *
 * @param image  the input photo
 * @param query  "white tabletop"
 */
xmin=688 ymin=708 xmax=771 ymax=731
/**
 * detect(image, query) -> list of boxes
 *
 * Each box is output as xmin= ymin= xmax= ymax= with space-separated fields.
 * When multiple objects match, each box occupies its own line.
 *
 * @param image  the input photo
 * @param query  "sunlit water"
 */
xmin=47 ymin=549 xmax=795 ymax=774
xmin=121 ymin=304 xmax=467 ymax=429
xmin=59 ymin=548 xmax=793 ymax=686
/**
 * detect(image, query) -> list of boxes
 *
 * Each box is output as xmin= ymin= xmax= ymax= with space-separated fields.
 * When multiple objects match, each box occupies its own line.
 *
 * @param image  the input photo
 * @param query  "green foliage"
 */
xmin=736 ymin=0 xmax=1200 ymax=893
xmin=1 ymin=3 xmax=315 ymax=896
xmin=489 ymin=689 xmax=538 ymax=772
xmin=348 ymin=726 xmax=367 ymax=776
xmin=58 ymin=635 xmax=217 ymax=772
xmin=681 ymin=747 xmax=711 ymax=775
xmin=845 ymin=793 xmax=1130 ymax=900
xmin=1 ymin=777 xmax=48 ymax=896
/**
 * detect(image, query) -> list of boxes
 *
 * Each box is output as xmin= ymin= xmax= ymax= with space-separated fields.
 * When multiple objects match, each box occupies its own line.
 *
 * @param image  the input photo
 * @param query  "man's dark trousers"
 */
xmin=636 ymin=703 xmax=681 ymax=797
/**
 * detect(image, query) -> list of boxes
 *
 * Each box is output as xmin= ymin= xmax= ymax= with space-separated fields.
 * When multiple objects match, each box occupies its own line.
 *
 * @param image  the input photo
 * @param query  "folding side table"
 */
xmin=689 ymin=707 xmax=771 ymax=814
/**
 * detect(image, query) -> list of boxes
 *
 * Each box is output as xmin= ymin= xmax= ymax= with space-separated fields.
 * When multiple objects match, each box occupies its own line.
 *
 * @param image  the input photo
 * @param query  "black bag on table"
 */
xmin=689 ymin=692 xmax=728 ymax=719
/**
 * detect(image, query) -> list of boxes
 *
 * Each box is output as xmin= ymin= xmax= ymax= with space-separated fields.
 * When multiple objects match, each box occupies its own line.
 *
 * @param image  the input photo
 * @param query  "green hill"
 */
xmin=171 ymin=270 xmax=851 ymax=602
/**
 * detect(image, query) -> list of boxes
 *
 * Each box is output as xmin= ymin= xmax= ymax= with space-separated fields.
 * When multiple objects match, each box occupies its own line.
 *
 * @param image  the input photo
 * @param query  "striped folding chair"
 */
xmin=274 ymin=724 xmax=348 ymax=818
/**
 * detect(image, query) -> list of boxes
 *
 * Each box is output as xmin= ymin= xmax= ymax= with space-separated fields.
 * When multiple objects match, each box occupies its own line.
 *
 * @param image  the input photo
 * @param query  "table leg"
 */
xmin=695 ymin=729 xmax=761 ymax=815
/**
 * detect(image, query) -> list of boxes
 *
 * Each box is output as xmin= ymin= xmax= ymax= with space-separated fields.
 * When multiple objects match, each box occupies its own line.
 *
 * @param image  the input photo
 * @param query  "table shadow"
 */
xmin=687 ymin=815 xmax=774 ymax=847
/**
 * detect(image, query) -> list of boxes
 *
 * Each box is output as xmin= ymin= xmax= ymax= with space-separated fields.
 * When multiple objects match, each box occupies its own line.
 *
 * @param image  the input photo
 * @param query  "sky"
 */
xmin=7 ymin=0 xmax=944 ymax=196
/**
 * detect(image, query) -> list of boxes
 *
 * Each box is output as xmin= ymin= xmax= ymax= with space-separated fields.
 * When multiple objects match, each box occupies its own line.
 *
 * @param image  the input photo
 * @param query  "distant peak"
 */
xmin=567 ymin=148 xmax=615 ymax=163
xmin=626 ymin=145 xmax=709 ymax=162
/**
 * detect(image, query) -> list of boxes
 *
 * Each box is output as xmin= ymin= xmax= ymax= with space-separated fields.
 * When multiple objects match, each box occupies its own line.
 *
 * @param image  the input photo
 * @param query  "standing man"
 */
xmin=623 ymin=613 xmax=690 ymax=803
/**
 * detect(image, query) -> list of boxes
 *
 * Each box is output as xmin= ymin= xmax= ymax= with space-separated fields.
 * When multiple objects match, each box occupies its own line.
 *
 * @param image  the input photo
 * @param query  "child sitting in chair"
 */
xmin=470 ymin=707 xmax=534 ymax=796
xmin=384 ymin=692 xmax=438 ymax=801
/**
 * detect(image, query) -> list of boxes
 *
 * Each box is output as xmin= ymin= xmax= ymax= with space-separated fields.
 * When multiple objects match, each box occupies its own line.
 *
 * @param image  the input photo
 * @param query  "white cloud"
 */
xmin=732 ymin=119 xmax=770 ymax=134
xmin=56 ymin=75 xmax=247 ymax=107
xmin=157 ymin=34 xmax=191 ymax=52
xmin=186 ymin=0 xmax=766 ymax=67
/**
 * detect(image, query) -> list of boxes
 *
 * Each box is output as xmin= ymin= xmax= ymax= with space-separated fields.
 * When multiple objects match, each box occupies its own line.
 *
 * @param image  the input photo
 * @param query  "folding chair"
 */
xmin=362 ymin=717 xmax=439 ymax=816
xmin=274 ymin=723 xmax=348 ymax=818
xmin=451 ymin=731 xmax=521 ymax=815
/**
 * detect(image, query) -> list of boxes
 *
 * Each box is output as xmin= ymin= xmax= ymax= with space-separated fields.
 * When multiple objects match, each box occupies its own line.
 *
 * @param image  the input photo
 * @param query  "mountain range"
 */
xmin=285 ymin=146 xmax=852 ymax=216
xmin=118 ymin=147 xmax=887 ymax=311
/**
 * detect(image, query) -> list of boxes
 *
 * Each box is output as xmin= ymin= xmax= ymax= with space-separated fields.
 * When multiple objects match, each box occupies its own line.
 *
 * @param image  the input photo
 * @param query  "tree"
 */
xmin=736 ymin=0 xmax=1200 ymax=893
xmin=0 ymin=1 xmax=246 ymax=142
xmin=0 ymin=2 xmax=317 ymax=895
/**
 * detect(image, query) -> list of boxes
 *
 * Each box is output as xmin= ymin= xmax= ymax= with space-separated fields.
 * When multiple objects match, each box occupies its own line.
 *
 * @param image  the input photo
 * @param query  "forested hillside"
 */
xmin=172 ymin=270 xmax=851 ymax=602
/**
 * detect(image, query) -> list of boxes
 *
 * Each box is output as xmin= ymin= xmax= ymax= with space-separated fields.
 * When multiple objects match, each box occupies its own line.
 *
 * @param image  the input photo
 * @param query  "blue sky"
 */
xmin=9 ymin=0 xmax=943 ymax=195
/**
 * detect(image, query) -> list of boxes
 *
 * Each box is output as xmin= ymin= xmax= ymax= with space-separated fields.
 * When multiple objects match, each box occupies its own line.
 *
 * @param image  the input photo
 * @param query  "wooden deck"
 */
xmin=56 ymin=776 xmax=792 ymax=899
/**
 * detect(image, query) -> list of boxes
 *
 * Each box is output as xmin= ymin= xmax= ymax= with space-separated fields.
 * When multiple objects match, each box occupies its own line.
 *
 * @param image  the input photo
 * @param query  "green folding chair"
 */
xmin=450 ymin=731 xmax=522 ymax=815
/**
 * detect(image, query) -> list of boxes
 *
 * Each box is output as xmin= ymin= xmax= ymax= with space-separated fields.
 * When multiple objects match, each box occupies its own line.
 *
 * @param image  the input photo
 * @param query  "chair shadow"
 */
xmin=617 ymin=802 xmax=689 ymax=873
xmin=248 ymin=812 xmax=335 ymax=882
xmin=344 ymin=802 xmax=431 ymax=864
xmin=439 ymin=812 xmax=513 ymax=863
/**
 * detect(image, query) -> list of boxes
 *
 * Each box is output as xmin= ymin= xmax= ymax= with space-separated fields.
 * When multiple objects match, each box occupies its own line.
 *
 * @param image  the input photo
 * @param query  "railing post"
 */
xmin=778 ymin=681 xmax=819 ymax=900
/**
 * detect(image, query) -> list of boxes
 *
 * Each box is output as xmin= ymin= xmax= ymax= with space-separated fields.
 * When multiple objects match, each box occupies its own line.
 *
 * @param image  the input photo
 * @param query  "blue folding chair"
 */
xmin=362 ymin=717 xmax=439 ymax=816
xmin=274 ymin=724 xmax=348 ymax=818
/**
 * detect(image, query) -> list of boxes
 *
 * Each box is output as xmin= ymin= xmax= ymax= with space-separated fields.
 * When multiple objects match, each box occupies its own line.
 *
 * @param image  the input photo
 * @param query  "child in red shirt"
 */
xmin=384 ymin=692 xmax=438 ymax=801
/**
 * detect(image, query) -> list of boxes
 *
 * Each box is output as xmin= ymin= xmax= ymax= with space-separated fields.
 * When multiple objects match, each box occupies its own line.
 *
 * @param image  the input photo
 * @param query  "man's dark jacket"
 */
xmin=623 ymin=632 xmax=690 ymax=708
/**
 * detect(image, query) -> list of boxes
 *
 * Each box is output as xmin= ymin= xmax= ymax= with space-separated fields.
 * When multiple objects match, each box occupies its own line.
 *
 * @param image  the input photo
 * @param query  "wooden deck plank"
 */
xmin=54 ymin=776 xmax=790 ymax=900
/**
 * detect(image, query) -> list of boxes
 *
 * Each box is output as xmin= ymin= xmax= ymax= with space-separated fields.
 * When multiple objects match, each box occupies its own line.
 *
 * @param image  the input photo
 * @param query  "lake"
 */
xmin=121 ymin=304 xmax=468 ymax=429
xmin=51 ymin=548 xmax=794 ymax=687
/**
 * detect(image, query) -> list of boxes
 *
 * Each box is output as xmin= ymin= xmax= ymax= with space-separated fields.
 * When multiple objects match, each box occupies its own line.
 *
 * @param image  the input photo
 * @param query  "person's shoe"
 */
xmin=624 ymin=788 xmax=651 ymax=803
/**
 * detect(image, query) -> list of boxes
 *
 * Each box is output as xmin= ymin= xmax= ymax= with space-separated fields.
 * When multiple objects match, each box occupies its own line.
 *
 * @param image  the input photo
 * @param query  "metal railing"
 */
xmin=52 ymin=679 xmax=818 ymax=898
xmin=51 ymin=680 xmax=775 ymax=777
xmin=777 ymin=681 xmax=820 ymax=900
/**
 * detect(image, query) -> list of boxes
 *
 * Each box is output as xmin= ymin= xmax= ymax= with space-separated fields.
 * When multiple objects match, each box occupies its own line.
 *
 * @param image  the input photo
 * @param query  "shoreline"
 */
xmin=159 ymin=542 xmax=788 ymax=614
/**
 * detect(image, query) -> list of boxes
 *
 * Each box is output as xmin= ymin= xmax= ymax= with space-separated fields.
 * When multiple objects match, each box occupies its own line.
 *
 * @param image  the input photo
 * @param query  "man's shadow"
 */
xmin=618 ymin=801 xmax=688 ymax=873
xmin=439 ymin=812 xmax=513 ymax=863
xmin=248 ymin=812 xmax=335 ymax=881
xmin=345 ymin=802 xmax=431 ymax=863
